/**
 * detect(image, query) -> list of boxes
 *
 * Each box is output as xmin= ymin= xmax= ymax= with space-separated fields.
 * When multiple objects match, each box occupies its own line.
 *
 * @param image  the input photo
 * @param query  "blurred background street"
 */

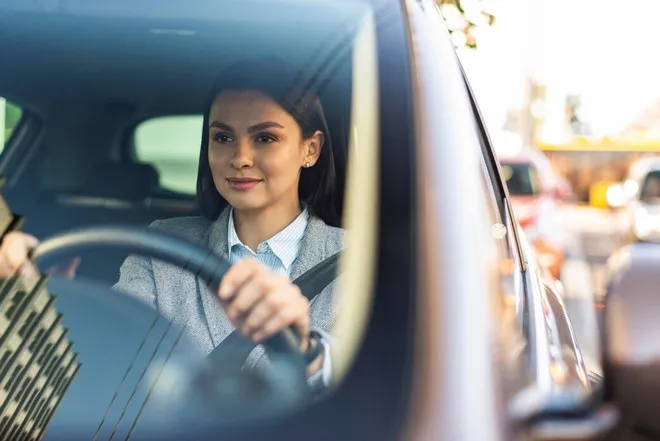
xmin=439 ymin=0 xmax=660 ymax=376
xmin=554 ymin=203 xmax=616 ymax=374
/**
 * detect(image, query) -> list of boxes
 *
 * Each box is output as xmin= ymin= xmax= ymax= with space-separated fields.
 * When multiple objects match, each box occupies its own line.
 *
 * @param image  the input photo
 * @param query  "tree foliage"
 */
xmin=436 ymin=0 xmax=496 ymax=49
xmin=3 ymin=102 xmax=22 ymax=143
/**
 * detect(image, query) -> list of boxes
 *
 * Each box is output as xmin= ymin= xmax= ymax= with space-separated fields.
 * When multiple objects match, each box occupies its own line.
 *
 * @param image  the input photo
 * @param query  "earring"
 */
xmin=305 ymin=162 xmax=312 ymax=168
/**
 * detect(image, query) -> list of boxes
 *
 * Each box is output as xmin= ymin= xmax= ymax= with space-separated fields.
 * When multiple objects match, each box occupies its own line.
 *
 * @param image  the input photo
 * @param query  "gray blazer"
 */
xmin=113 ymin=206 xmax=344 ymax=376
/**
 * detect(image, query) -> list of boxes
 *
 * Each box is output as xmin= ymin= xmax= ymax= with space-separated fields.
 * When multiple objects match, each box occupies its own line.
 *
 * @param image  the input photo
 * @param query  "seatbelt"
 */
xmin=206 ymin=252 xmax=342 ymax=365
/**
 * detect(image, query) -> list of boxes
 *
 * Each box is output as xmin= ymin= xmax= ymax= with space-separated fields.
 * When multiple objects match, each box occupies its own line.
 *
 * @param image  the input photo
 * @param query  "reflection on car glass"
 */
xmin=0 ymin=207 xmax=80 ymax=440
xmin=0 ymin=0 xmax=381 ymax=436
xmin=501 ymin=162 xmax=539 ymax=196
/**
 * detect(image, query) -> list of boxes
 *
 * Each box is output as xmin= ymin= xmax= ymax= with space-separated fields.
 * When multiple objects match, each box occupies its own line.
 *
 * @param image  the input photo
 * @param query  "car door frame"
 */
xmin=456 ymin=53 xmax=594 ymax=419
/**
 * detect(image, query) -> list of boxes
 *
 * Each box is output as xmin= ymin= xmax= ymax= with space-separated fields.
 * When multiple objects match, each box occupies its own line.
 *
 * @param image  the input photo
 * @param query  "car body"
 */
xmin=600 ymin=241 xmax=660 ymax=439
xmin=610 ymin=156 xmax=660 ymax=246
xmin=0 ymin=1 xmax=602 ymax=440
xmin=498 ymin=148 xmax=567 ymax=280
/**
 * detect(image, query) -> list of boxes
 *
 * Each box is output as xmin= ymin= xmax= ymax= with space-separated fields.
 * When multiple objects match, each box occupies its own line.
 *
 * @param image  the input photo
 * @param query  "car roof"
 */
xmin=0 ymin=0 xmax=361 ymax=118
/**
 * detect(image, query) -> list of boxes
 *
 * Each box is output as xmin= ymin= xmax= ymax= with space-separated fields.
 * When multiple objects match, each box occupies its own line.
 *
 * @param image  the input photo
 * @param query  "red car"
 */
xmin=499 ymin=149 xmax=568 ymax=280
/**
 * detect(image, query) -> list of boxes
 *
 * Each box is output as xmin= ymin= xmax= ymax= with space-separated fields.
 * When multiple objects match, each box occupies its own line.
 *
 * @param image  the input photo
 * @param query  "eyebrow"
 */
xmin=209 ymin=121 xmax=233 ymax=131
xmin=208 ymin=121 xmax=284 ymax=132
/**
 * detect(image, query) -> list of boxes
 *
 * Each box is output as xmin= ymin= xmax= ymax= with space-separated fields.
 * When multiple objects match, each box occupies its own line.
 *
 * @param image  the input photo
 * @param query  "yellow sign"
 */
xmin=589 ymin=181 xmax=615 ymax=208
xmin=538 ymin=136 xmax=660 ymax=152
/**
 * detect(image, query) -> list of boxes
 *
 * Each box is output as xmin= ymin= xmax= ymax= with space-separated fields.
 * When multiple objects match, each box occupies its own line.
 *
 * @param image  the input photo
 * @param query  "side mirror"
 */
xmin=603 ymin=244 xmax=660 ymax=435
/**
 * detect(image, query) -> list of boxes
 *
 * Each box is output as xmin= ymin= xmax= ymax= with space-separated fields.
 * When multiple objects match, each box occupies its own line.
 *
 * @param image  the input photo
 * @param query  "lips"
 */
xmin=226 ymin=177 xmax=263 ymax=191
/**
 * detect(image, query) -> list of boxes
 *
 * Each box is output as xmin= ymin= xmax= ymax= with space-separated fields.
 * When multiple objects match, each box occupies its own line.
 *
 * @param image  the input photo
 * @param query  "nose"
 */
xmin=229 ymin=139 xmax=254 ymax=169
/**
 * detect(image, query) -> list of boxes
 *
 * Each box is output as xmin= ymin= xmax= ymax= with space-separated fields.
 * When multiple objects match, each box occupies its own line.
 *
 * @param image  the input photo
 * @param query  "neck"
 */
xmin=233 ymin=198 xmax=302 ymax=251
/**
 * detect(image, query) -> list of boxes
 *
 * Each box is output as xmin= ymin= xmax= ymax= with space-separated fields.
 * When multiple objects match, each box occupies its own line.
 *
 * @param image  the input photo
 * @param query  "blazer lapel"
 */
xmin=289 ymin=215 xmax=330 ymax=280
xmin=198 ymin=206 xmax=234 ymax=347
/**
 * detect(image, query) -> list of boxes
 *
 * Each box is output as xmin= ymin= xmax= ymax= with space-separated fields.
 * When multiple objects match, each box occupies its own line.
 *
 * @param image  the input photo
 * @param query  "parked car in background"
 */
xmin=498 ymin=148 xmax=568 ymax=280
xmin=608 ymin=156 xmax=660 ymax=246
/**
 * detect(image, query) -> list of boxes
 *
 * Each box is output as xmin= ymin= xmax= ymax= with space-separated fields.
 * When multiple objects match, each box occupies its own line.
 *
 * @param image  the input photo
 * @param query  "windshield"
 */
xmin=500 ymin=162 xmax=540 ymax=196
xmin=640 ymin=170 xmax=660 ymax=203
xmin=0 ymin=0 xmax=387 ymax=437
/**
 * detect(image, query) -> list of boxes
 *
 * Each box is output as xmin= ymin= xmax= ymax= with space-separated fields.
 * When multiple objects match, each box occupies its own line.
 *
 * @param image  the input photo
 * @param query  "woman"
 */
xmin=0 ymin=59 xmax=344 ymax=389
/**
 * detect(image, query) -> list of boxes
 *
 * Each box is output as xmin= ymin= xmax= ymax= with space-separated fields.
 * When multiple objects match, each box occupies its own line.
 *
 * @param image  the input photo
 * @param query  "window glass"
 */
xmin=477 ymin=159 xmax=532 ymax=394
xmin=640 ymin=170 xmax=660 ymax=202
xmin=0 ymin=0 xmax=390 ymax=436
xmin=477 ymin=162 xmax=519 ymax=305
xmin=501 ymin=161 xmax=540 ymax=196
xmin=1 ymin=98 xmax=23 ymax=152
xmin=134 ymin=116 xmax=203 ymax=195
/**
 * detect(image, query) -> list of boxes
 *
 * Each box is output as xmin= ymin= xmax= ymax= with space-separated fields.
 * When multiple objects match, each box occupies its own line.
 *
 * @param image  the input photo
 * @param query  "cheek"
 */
xmin=260 ymin=146 xmax=303 ymax=179
xmin=208 ymin=145 xmax=227 ymax=170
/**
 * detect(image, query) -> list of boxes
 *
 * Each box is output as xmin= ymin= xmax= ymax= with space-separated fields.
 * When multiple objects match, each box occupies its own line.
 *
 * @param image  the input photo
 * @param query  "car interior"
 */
xmin=0 ymin=3 xmax=358 ymax=284
xmin=0 ymin=1 xmax=422 ymax=440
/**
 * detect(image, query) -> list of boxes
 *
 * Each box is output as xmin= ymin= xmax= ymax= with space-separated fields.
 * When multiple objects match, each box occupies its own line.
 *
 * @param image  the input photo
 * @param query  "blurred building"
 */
xmin=0 ymin=197 xmax=80 ymax=440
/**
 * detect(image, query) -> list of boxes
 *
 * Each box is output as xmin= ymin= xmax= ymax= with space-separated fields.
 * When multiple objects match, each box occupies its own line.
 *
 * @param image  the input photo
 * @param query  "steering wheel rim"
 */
xmin=31 ymin=224 xmax=306 ymax=366
xmin=29 ymin=224 xmax=312 ymax=427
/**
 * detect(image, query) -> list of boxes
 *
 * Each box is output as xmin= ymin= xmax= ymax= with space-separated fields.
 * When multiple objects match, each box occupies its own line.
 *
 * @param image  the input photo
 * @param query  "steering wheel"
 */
xmin=31 ymin=225 xmax=309 ymax=423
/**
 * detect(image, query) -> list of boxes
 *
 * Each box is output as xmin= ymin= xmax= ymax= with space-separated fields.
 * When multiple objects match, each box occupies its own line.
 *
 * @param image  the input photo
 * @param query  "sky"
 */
xmin=459 ymin=0 xmax=660 ymax=138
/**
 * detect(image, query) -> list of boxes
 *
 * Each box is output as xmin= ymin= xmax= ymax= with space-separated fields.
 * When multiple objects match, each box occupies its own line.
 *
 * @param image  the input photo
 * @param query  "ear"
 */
xmin=302 ymin=130 xmax=324 ymax=167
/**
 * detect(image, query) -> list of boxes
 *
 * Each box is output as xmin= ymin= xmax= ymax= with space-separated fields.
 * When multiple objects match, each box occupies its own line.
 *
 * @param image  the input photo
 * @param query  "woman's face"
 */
xmin=207 ymin=90 xmax=323 ymax=213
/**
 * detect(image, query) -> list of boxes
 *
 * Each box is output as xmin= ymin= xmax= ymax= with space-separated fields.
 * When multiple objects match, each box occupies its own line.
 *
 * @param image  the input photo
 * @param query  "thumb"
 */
xmin=63 ymin=257 xmax=81 ymax=278
xmin=48 ymin=257 xmax=81 ymax=279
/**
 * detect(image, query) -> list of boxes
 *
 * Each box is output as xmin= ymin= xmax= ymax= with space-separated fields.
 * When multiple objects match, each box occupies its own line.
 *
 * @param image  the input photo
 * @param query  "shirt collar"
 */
xmin=227 ymin=207 xmax=310 ymax=270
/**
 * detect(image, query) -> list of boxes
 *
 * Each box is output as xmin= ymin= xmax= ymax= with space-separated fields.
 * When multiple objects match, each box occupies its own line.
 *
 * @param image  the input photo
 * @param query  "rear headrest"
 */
xmin=83 ymin=162 xmax=159 ymax=201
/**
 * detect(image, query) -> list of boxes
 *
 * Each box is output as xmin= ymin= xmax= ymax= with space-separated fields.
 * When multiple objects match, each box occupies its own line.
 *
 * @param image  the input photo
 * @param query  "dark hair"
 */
xmin=196 ymin=59 xmax=339 ymax=226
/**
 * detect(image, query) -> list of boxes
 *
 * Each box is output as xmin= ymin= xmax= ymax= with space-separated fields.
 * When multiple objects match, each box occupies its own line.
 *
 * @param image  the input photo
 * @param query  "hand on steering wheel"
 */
xmin=0 ymin=231 xmax=80 ymax=278
xmin=1 ymin=230 xmax=315 ymax=359
xmin=0 ymin=225 xmax=316 ymax=424
xmin=218 ymin=258 xmax=312 ymax=352
xmin=27 ymin=225 xmax=306 ymax=361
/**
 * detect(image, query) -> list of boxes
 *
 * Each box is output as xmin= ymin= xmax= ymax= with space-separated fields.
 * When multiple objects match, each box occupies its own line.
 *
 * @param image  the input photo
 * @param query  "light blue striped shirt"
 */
xmin=227 ymin=207 xmax=310 ymax=273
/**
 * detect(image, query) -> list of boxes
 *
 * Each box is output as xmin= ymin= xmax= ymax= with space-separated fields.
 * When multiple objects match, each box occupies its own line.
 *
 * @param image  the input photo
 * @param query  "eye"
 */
xmin=255 ymin=134 xmax=277 ymax=144
xmin=213 ymin=133 xmax=234 ymax=143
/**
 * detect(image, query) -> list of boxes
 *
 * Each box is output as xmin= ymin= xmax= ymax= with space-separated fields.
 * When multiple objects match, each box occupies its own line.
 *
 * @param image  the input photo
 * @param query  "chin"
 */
xmin=223 ymin=196 xmax=268 ymax=212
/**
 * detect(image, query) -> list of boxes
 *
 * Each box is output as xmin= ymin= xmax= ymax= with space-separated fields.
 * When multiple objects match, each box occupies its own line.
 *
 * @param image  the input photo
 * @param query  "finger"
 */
xmin=217 ymin=258 xmax=262 ymax=302
xmin=232 ymin=272 xmax=294 ymax=322
xmin=48 ymin=257 xmax=81 ymax=279
xmin=2 ymin=234 xmax=32 ymax=272
xmin=0 ymin=233 xmax=36 ymax=277
xmin=65 ymin=257 xmax=81 ymax=278
xmin=3 ymin=232 xmax=38 ymax=252
xmin=0 ymin=250 xmax=14 ymax=278
xmin=0 ymin=261 xmax=16 ymax=279
xmin=4 ymin=232 xmax=39 ymax=250
xmin=225 ymin=274 xmax=275 ymax=322
xmin=252 ymin=298 xmax=310 ymax=344
xmin=18 ymin=263 xmax=38 ymax=279
xmin=232 ymin=273 xmax=298 ymax=336
xmin=237 ymin=293 xmax=280 ymax=339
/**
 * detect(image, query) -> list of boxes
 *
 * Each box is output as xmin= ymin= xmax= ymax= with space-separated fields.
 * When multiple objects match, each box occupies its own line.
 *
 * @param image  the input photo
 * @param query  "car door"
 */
xmin=457 ymin=59 xmax=595 ymax=414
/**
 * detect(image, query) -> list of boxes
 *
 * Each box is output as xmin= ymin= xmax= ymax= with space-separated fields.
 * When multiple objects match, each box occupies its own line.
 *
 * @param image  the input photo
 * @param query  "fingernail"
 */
xmin=253 ymin=332 xmax=263 ymax=342
xmin=228 ymin=310 xmax=237 ymax=321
